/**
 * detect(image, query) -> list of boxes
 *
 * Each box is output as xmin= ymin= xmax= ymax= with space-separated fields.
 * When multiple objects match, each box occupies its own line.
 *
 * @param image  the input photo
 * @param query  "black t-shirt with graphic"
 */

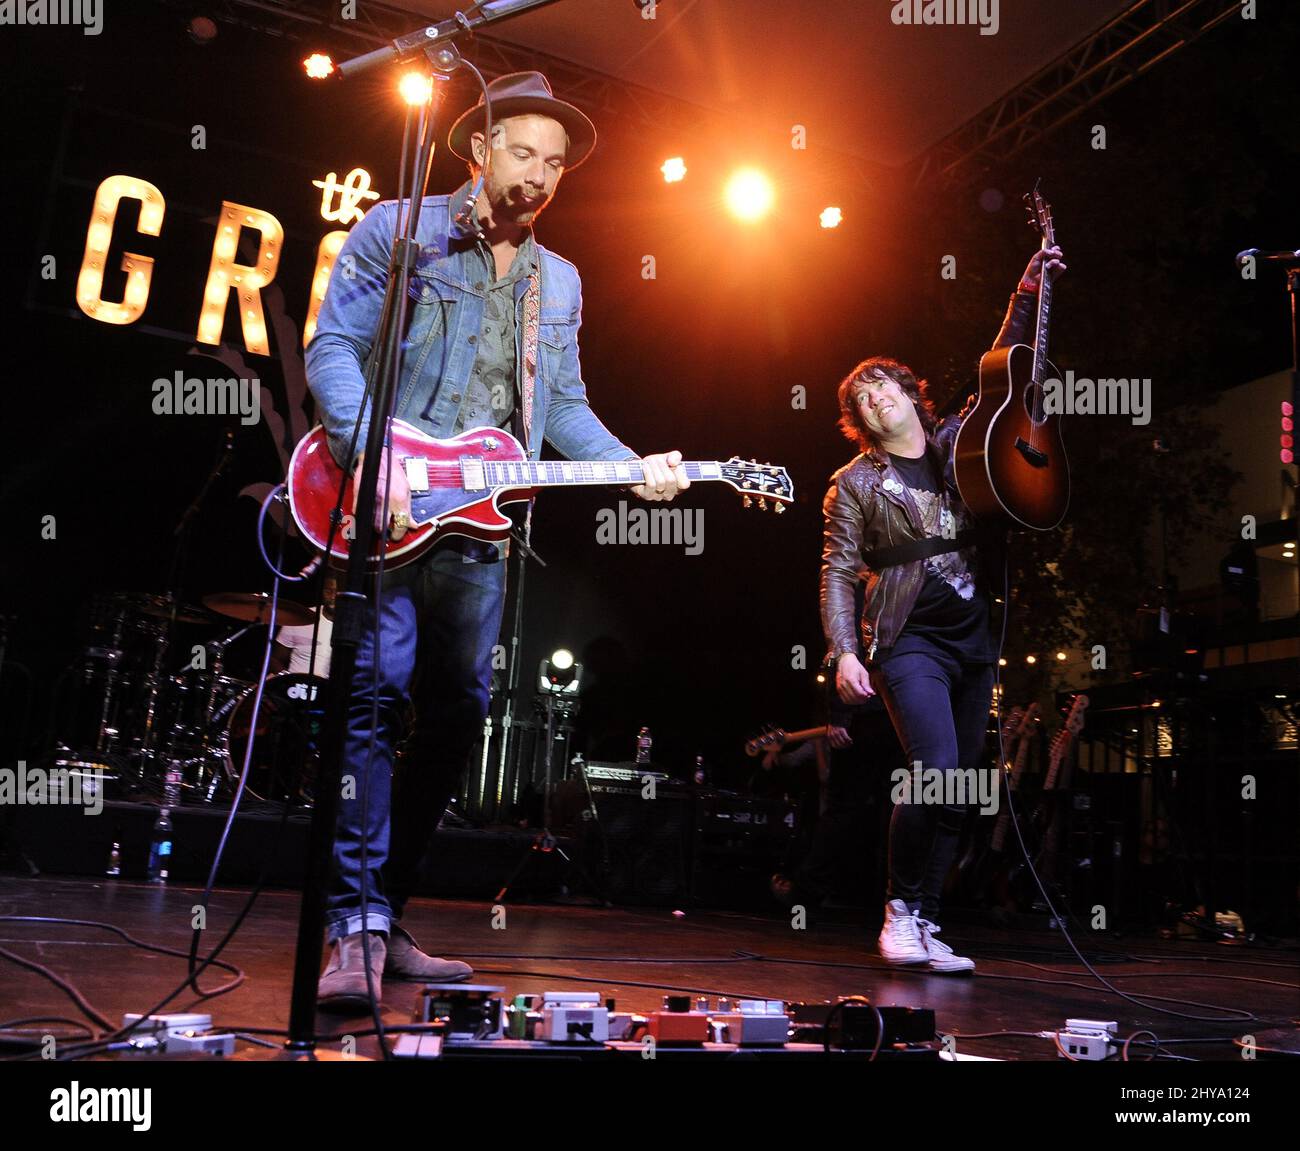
xmin=885 ymin=450 xmax=995 ymax=664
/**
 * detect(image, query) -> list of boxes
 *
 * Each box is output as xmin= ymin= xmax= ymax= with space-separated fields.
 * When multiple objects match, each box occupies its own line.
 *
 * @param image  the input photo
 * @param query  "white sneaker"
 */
xmin=878 ymin=899 xmax=929 ymax=965
xmin=917 ymin=917 xmax=975 ymax=974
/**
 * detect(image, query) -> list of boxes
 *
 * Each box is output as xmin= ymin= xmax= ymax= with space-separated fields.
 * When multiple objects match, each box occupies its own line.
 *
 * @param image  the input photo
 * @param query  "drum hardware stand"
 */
xmin=186 ymin=624 xmax=260 ymax=804
xmin=494 ymin=675 xmax=605 ymax=907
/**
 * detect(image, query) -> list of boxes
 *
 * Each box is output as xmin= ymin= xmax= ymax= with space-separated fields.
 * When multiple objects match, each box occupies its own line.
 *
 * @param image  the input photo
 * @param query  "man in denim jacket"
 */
xmin=306 ymin=72 xmax=689 ymax=1009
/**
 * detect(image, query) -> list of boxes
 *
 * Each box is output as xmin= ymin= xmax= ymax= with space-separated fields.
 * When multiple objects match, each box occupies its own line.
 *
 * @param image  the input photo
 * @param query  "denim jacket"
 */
xmin=305 ymin=186 xmax=636 ymax=473
xmin=820 ymin=289 xmax=1036 ymax=665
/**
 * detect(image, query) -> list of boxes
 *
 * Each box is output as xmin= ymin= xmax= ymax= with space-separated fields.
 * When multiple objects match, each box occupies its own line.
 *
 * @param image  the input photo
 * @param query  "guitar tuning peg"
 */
xmin=774 ymin=501 xmax=785 ymax=515
xmin=742 ymin=494 xmax=753 ymax=508
xmin=758 ymin=497 xmax=768 ymax=511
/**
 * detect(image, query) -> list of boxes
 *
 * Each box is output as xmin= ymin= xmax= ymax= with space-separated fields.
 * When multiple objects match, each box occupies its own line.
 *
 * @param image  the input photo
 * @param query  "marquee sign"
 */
xmin=74 ymin=168 xmax=379 ymax=353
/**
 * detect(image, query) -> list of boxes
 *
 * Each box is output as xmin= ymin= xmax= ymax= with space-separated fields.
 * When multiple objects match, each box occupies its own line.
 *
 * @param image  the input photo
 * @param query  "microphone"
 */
xmin=1236 ymin=248 xmax=1300 ymax=266
xmin=296 ymin=556 xmax=324 ymax=581
xmin=336 ymin=25 xmax=448 ymax=80
xmin=335 ymin=1 xmax=549 ymax=79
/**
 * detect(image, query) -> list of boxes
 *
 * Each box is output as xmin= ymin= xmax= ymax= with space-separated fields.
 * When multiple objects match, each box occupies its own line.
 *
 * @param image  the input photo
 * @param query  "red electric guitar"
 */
xmin=287 ymin=420 xmax=794 ymax=570
xmin=953 ymin=180 xmax=1070 ymax=530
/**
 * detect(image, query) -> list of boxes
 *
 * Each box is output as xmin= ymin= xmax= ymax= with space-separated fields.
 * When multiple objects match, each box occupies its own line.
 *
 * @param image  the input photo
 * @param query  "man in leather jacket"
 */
xmin=820 ymin=244 xmax=1065 ymax=973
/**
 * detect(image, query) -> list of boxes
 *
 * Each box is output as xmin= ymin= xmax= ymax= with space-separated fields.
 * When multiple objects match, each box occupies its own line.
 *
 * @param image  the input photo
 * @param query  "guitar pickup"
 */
xmin=1014 ymin=437 xmax=1049 ymax=468
xmin=460 ymin=457 xmax=486 ymax=492
xmin=404 ymin=456 xmax=429 ymax=492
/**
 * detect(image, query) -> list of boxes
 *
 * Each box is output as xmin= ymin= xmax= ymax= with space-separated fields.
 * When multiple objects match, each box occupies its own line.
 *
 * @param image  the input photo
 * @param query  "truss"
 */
xmin=909 ymin=0 xmax=1243 ymax=187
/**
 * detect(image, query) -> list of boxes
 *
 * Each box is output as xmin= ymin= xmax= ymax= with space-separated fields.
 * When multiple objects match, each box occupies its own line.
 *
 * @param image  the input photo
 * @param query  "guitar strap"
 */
xmin=863 ymin=528 xmax=977 ymax=570
xmin=519 ymin=269 xmax=541 ymax=450
xmin=507 ymin=268 xmax=543 ymax=551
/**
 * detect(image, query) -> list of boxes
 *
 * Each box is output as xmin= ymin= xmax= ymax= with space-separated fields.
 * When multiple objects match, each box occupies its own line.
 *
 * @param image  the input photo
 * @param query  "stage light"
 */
xmin=539 ymin=649 xmax=581 ymax=695
xmin=1026 ymin=654 xmax=1037 ymax=665
xmin=820 ymin=206 xmax=843 ymax=229
xmin=661 ymin=157 xmax=687 ymax=183
xmin=998 ymin=658 xmax=1007 ymax=667
xmin=400 ymin=72 xmax=434 ymax=106
xmin=1056 ymin=651 xmax=1067 ymax=661
xmin=188 ymin=16 xmax=218 ymax=45
xmin=815 ymin=673 xmax=826 ymax=684
xmin=304 ymin=53 xmax=334 ymax=79
xmin=725 ymin=168 xmax=775 ymax=223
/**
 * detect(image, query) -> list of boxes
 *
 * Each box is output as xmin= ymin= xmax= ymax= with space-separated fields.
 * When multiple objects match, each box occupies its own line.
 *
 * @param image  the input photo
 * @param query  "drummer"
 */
xmin=273 ymin=572 xmax=335 ymax=678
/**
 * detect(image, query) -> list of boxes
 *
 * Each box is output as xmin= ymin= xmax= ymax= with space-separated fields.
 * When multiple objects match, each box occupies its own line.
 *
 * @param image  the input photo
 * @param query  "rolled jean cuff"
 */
xmin=327 ymin=911 xmax=392 ymax=942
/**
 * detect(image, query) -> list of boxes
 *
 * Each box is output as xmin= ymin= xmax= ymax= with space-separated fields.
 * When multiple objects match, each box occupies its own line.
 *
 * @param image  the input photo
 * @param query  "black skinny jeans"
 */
xmin=869 ymin=642 xmax=994 ymax=923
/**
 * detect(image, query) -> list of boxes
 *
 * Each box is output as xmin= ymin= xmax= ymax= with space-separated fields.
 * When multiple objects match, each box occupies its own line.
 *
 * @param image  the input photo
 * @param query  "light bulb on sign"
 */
xmin=303 ymin=230 xmax=348 ymax=348
xmin=197 ymin=202 xmax=284 ymax=355
xmin=313 ymin=168 xmax=379 ymax=226
xmin=76 ymin=175 xmax=166 ymax=325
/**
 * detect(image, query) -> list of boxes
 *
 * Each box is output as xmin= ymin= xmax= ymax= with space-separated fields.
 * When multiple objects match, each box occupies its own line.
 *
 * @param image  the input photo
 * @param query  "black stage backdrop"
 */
xmin=2 ymin=3 xmax=1297 ymax=779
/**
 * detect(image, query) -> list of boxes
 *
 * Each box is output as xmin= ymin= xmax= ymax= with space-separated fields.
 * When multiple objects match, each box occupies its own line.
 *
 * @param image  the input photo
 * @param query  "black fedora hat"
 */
xmin=448 ymin=71 xmax=597 ymax=169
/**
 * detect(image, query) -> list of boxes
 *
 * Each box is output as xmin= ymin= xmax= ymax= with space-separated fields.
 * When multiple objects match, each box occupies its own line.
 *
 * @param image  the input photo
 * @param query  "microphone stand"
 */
xmin=494 ymin=525 xmax=544 ymax=818
xmin=168 ymin=428 xmax=233 ymax=600
xmin=283 ymin=0 xmax=566 ymax=1056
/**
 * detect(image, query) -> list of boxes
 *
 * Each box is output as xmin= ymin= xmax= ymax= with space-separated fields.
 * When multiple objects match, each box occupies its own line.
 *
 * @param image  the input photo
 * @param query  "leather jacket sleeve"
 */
xmin=992 ymin=287 xmax=1038 ymax=351
xmin=820 ymin=470 xmax=866 ymax=661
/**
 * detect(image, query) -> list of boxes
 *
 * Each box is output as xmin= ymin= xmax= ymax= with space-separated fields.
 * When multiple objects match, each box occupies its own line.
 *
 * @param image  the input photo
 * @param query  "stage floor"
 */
xmin=1 ymin=876 xmax=1295 ymax=1062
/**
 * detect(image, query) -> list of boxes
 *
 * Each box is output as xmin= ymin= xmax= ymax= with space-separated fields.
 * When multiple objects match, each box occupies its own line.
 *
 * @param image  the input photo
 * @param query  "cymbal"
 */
xmin=201 ymin=592 xmax=315 ymax=627
xmin=127 ymin=593 xmax=214 ymax=626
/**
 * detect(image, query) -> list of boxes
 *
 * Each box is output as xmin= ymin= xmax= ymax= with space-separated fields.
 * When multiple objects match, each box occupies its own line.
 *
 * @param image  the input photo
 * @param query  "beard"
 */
xmin=490 ymin=181 xmax=549 ymax=225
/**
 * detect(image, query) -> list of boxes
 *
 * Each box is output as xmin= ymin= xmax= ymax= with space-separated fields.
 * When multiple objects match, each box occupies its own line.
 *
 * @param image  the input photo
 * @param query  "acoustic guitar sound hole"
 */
xmin=1022 ymin=382 xmax=1047 ymax=426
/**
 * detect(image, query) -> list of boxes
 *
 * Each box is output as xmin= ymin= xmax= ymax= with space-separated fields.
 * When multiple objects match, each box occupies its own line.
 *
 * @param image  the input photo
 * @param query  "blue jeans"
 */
xmin=870 ymin=643 xmax=994 ymax=923
xmin=326 ymin=536 xmax=506 ymax=941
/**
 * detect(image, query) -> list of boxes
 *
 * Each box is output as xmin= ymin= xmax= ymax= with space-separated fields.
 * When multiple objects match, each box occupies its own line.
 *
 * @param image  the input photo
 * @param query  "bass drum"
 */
xmin=215 ymin=673 xmax=326 ymax=806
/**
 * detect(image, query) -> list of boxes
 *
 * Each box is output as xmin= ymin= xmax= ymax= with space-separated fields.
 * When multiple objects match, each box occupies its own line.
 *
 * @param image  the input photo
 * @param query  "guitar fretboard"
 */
xmin=480 ymin=459 xmax=721 ymax=487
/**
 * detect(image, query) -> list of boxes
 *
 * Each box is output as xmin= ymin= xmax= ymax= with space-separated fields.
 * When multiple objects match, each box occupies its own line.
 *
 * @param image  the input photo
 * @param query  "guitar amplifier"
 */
xmin=560 ymin=762 xmax=692 ymax=905
xmin=581 ymin=761 xmax=670 ymax=788
xmin=693 ymin=790 xmax=799 ymax=909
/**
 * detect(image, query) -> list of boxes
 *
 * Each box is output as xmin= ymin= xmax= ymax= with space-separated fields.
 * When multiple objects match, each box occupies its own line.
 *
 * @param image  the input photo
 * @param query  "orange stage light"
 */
xmin=304 ymin=53 xmax=334 ymax=80
xmin=661 ymin=157 xmax=687 ymax=183
xmin=725 ymin=168 xmax=775 ymax=223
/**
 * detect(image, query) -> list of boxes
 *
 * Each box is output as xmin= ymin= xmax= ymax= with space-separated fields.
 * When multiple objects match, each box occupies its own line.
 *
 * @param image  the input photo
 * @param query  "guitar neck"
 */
xmin=1031 ymin=245 xmax=1053 ymax=384
xmin=480 ymin=458 xmax=722 ymax=488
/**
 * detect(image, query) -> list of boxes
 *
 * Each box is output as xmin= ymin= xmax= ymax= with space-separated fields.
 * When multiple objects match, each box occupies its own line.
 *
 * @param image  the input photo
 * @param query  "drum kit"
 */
xmin=55 ymin=589 xmax=328 ymax=808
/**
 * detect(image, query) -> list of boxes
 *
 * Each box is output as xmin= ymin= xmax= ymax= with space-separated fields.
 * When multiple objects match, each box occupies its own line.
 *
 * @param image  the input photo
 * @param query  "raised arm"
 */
xmin=991 ymin=244 xmax=1066 ymax=351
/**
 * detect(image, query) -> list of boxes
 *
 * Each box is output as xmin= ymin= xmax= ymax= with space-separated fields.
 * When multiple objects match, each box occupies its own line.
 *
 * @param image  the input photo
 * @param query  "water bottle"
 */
xmin=106 ymin=841 xmax=122 ymax=878
xmin=163 ymin=761 xmax=183 ymax=808
xmin=635 ymin=727 xmax=652 ymax=765
xmin=693 ymin=755 xmax=706 ymax=786
xmin=147 ymin=809 xmax=173 ymax=883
